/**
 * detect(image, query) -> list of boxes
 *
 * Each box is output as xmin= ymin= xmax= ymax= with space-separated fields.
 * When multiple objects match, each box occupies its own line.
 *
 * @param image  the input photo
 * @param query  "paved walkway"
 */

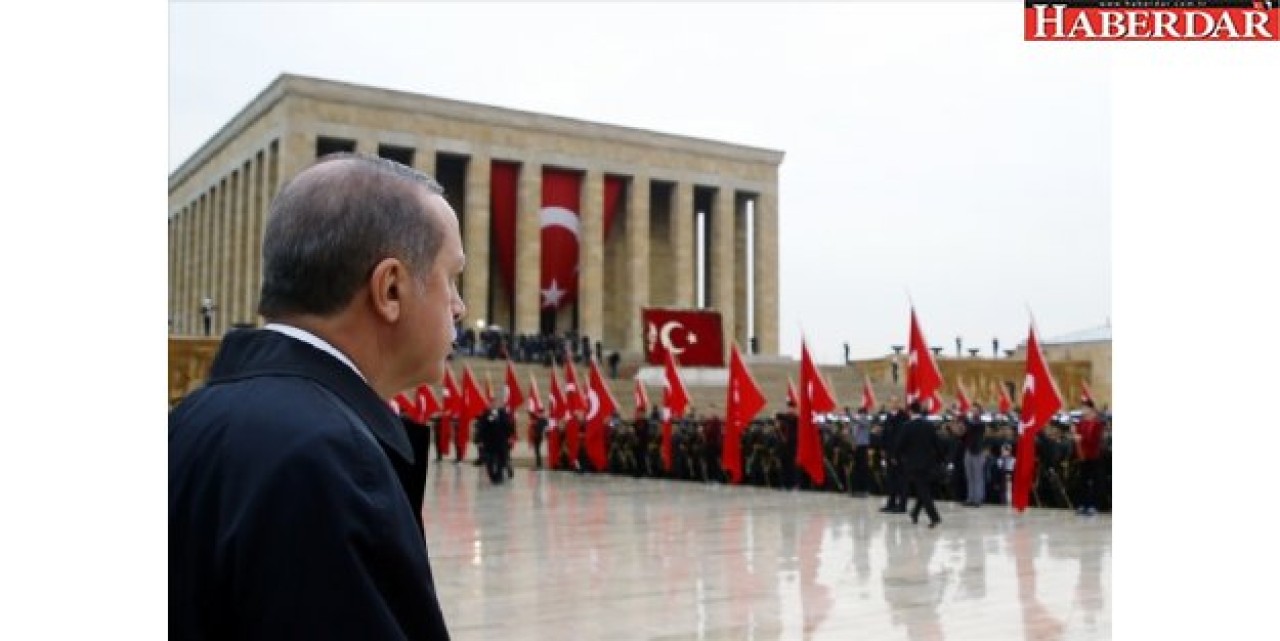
xmin=420 ymin=465 xmax=1110 ymax=640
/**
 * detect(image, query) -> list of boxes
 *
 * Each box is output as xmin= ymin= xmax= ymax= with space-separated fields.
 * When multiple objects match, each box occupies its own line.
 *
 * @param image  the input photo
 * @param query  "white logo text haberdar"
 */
xmin=1030 ymin=3 xmax=1276 ymax=39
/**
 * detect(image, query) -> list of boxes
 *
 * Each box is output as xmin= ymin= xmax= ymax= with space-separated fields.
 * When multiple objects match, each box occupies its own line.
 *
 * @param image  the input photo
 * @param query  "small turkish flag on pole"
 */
xmin=634 ymin=378 xmax=650 ymax=415
xmin=585 ymin=358 xmax=618 ymax=472
xmin=1011 ymin=324 xmax=1064 ymax=512
xmin=859 ymin=374 xmax=876 ymax=413
xmin=416 ymin=384 xmax=441 ymax=422
xmin=956 ymin=381 xmax=972 ymax=415
xmin=661 ymin=351 xmax=690 ymax=473
xmin=503 ymin=360 xmax=524 ymax=413
xmin=724 ymin=342 xmax=766 ymax=484
xmin=797 ymin=338 xmax=836 ymax=486
xmin=906 ymin=307 xmax=945 ymax=413
xmin=996 ymin=381 xmax=1013 ymax=415
xmin=1080 ymin=379 xmax=1095 ymax=406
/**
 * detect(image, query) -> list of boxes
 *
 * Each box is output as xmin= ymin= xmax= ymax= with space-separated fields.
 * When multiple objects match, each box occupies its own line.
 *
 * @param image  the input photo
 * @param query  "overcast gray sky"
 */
xmin=169 ymin=1 xmax=1111 ymax=367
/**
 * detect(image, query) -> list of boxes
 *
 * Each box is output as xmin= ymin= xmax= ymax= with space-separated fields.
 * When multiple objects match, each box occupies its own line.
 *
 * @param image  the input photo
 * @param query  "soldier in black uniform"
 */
xmin=776 ymin=402 xmax=799 ymax=490
xmin=477 ymin=398 xmax=515 ymax=484
xmin=879 ymin=397 xmax=909 ymax=513
xmin=894 ymin=401 xmax=943 ymax=527
xmin=632 ymin=409 xmax=652 ymax=478
xmin=529 ymin=408 xmax=548 ymax=469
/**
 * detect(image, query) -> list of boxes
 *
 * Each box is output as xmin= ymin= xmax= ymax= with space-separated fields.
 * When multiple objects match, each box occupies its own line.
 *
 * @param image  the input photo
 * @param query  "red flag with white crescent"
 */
xmin=585 ymin=358 xmax=617 ymax=472
xmin=503 ymin=361 xmax=524 ymax=413
xmin=540 ymin=168 xmax=582 ymax=310
xmin=663 ymin=350 xmax=690 ymax=418
xmin=906 ymin=307 xmax=945 ymax=413
xmin=1012 ymin=325 xmax=1064 ymax=513
xmin=797 ymin=339 xmax=835 ymax=486
xmin=642 ymin=308 xmax=725 ymax=367
xmin=724 ymin=343 xmax=766 ymax=484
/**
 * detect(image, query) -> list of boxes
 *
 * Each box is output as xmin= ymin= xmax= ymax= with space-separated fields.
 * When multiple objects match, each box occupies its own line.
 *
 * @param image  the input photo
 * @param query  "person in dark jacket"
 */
xmin=477 ymin=397 xmax=516 ymax=484
xmin=879 ymin=397 xmax=909 ymax=513
xmin=893 ymin=401 xmax=943 ymax=528
xmin=169 ymin=153 xmax=464 ymax=640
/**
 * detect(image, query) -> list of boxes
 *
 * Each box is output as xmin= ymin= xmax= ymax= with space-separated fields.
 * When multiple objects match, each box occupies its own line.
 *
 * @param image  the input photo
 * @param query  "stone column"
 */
xmin=277 ymin=129 xmax=312 ymax=194
xmin=734 ymin=194 xmax=750 ymax=349
xmin=169 ymin=216 xmax=177 ymax=333
xmin=228 ymin=169 xmax=243 ymax=328
xmin=515 ymin=162 xmax=542 ymax=336
xmin=624 ymin=174 xmax=650 ymax=356
xmin=580 ymin=169 xmax=604 ymax=350
xmin=211 ymin=180 xmax=224 ymax=335
xmin=245 ymin=152 xmax=262 ymax=325
xmin=462 ymin=153 xmax=491 ymax=326
xmin=414 ymin=139 xmax=437 ymax=178
xmin=710 ymin=185 xmax=734 ymax=361
xmin=219 ymin=176 xmax=233 ymax=335
xmin=753 ymin=190 xmax=779 ymax=355
xmin=672 ymin=180 xmax=695 ymax=308
xmin=193 ymin=195 xmax=205 ymax=335
xmin=178 ymin=209 xmax=189 ymax=334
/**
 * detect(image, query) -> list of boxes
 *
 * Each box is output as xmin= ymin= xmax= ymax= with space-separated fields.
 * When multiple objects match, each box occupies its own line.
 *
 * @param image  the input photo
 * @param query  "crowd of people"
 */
xmin=403 ymin=394 xmax=1113 ymax=516
xmin=455 ymin=326 xmax=621 ymax=377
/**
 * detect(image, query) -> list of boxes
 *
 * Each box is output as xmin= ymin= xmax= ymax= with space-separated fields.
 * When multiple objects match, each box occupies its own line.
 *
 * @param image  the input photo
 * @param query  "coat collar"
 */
xmin=207 ymin=328 xmax=414 ymax=463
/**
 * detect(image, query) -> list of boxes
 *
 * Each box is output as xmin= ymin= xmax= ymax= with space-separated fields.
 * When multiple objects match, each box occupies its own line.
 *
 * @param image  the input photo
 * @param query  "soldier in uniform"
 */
xmin=894 ymin=401 xmax=943 ymax=528
xmin=879 ymin=397 xmax=909 ymax=513
xmin=529 ymin=406 xmax=548 ymax=469
xmin=776 ymin=401 xmax=799 ymax=490
xmin=850 ymin=407 xmax=873 ymax=497
xmin=702 ymin=408 xmax=725 ymax=483
xmin=477 ymin=397 xmax=515 ymax=484
xmin=632 ymin=408 xmax=652 ymax=478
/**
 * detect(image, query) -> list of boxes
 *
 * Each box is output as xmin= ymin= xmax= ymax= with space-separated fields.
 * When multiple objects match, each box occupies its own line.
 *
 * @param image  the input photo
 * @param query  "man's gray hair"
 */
xmin=258 ymin=153 xmax=446 ymax=318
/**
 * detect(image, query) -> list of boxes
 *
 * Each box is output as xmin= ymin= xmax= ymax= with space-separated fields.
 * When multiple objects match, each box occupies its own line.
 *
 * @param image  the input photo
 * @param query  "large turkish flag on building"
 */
xmin=643 ymin=308 xmax=724 ymax=367
xmin=540 ymin=169 xmax=582 ymax=310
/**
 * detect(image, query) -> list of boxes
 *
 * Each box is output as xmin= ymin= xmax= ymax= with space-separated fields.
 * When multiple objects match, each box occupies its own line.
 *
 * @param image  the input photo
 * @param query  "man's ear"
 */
xmin=368 ymin=257 xmax=406 ymax=323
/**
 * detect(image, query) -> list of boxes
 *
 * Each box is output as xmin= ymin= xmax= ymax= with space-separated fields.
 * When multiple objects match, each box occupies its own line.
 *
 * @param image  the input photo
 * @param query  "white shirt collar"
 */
xmin=263 ymin=323 xmax=367 ymax=383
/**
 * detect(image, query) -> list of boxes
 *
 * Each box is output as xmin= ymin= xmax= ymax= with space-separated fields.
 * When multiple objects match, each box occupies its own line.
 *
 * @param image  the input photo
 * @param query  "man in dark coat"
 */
xmin=894 ymin=401 xmax=944 ymax=527
xmin=169 ymin=154 xmax=463 ymax=640
xmin=477 ymin=398 xmax=516 ymax=484
xmin=879 ymin=397 xmax=909 ymax=513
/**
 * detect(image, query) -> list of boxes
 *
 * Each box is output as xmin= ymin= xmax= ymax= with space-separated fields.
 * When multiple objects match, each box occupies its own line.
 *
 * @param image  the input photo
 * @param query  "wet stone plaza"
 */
xmin=421 ymin=466 xmax=1111 ymax=640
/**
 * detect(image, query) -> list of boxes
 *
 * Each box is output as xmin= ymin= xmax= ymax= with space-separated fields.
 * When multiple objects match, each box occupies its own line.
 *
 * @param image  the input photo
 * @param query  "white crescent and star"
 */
xmin=541 ymin=278 xmax=566 ymax=308
xmin=539 ymin=206 xmax=580 ymax=309
xmin=540 ymin=206 xmax=581 ymax=239
xmin=658 ymin=321 xmax=699 ymax=356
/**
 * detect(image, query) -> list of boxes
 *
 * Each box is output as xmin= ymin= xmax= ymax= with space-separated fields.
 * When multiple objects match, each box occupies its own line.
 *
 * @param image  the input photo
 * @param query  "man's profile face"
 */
xmin=405 ymin=191 xmax=466 ymax=386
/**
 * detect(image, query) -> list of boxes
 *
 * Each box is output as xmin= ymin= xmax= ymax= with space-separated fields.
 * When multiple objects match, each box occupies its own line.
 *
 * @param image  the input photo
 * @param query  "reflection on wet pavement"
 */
xmin=421 ymin=467 xmax=1110 ymax=640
